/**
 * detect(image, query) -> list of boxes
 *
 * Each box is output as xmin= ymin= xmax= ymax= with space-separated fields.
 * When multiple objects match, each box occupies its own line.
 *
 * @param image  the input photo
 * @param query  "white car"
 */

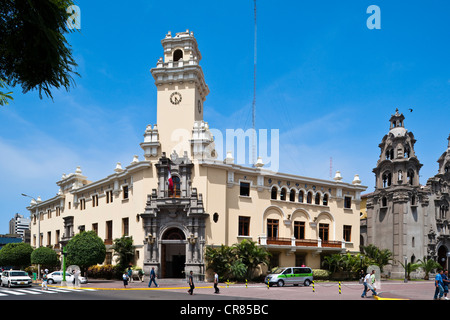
xmin=1 ymin=270 xmax=32 ymax=287
xmin=46 ymin=271 xmax=87 ymax=284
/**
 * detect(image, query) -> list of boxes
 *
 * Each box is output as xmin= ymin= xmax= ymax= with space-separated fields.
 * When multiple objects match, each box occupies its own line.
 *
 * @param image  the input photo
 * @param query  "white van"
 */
xmin=265 ymin=267 xmax=313 ymax=287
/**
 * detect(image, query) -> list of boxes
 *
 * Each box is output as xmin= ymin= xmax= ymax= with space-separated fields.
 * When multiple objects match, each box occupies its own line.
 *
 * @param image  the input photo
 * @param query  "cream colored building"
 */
xmin=28 ymin=30 xmax=367 ymax=279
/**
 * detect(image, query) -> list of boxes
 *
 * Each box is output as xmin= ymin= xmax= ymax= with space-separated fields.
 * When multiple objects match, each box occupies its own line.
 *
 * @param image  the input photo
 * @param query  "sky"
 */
xmin=0 ymin=0 xmax=449 ymax=234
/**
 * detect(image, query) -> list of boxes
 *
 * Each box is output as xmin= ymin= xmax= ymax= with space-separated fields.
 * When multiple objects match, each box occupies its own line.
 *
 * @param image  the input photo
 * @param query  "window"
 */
xmin=382 ymin=172 xmax=392 ymax=187
xmin=271 ymin=187 xmax=277 ymax=200
xmin=298 ymin=191 xmax=304 ymax=203
xmin=280 ymin=188 xmax=287 ymax=201
xmin=123 ymin=186 xmax=129 ymax=200
xmin=238 ymin=216 xmax=250 ymax=236
xmin=92 ymin=223 xmax=98 ymax=235
xmin=122 ymin=218 xmax=129 ymax=236
xmin=213 ymin=212 xmax=219 ymax=223
xmin=319 ymin=223 xmax=329 ymax=241
xmin=294 ymin=221 xmax=305 ymax=239
xmin=382 ymin=196 xmax=387 ymax=207
xmin=323 ymin=194 xmax=329 ymax=206
xmin=240 ymin=182 xmax=250 ymax=197
xmin=267 ymin=219 xmax=279 ymax=238
xmin=289 ymin=189 xmax=296 ymax=202
xmin=343 ymin=225 xmax=352 ymax=242
xmin=173 ymin=49 xmax=183 ymax=61
xmin=92 ymin=194 xmax=98 ymax=207
xmin=306 ymin=192 xmax=312 ymax=204
xmin=315 ymin=193 xmax=320 ymax=205
xmin=80 ymin=198 xmax=86 ymax=210
xmin=106 ymin=190 xmax=113 ymax=203
xmin=344 ymin=196 xmax=352 ymax=209
xmin=106 ymin=221 xmax=113 ymax=243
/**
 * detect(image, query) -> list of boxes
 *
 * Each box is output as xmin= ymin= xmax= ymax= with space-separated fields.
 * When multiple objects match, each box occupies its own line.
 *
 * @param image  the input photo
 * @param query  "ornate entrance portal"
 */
xmin=140 ymin=153 xmax=209 ymax=280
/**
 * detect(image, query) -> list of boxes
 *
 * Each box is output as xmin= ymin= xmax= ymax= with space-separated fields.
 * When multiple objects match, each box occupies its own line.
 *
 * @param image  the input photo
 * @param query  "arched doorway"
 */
xmin=438 ymin=245 xmax=448 ymax=270
xmin=161 ymin=227 xmax=186 ymax=278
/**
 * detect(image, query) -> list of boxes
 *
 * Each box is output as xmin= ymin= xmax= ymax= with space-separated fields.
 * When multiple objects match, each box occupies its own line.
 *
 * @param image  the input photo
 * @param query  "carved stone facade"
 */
xmin=140 ymin=152 xmax=208 ymax=278
xmin=365 ymin=109 xmax=450 ymax=277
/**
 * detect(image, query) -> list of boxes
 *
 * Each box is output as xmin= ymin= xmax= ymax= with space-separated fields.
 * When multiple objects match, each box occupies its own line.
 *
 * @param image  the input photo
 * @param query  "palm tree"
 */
xmin=361 ymin=244 xmax=393 ymax=272
xmin=398 ymin=260 xmax=420 ymax=280
xmin=417 ymin=256 xmax=441 ymax=280
xmin=232 ymin=239 xmax=270 ymax=280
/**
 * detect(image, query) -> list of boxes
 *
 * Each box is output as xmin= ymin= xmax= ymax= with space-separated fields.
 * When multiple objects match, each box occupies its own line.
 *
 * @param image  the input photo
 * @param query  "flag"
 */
xmin=168 ymin=166 xmax=173 ymax=192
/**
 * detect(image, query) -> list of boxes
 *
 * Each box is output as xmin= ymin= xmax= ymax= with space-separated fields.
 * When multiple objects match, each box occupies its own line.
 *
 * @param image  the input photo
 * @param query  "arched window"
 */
xmin=298 ymin=191 xmax=304 ymax=203
xmin=315 ymin=193 xmax=320 ymax=205
xmin=169 ymin=176 xmax=181 ymax=197
xmin=382 ymin=196 xmax=387 ymax=207
xmin=323 ymin=194 xmax=328 ymax=206
xmin=407 ymin=170 xmax=415 ymax=185
xmin=289 ymin=189 xmax=296 ymax=202
xmin=280 ymin=188 xmax=287 ymax=201
xmin=306 ymin=191 xmax=313 ymax=204
xmin=382 ymin=172 xmax=392 ymax=188
xmin=271 ymin=187 xmax=277 ymax=200
xmin=173 ymin=49 xmax=183 ymax=61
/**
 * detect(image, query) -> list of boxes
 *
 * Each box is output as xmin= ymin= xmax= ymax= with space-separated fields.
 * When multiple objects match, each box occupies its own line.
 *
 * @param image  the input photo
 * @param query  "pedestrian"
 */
xmin=41 ymin=271 xmax=48 ymax=291
xmin=361 ymin=270 xmax=377 ymax=298
xmin=359 ymin=269 xmax=365 ymax=284
xmin=128 ymin=267 xmax=133 ymax=283
xmin=74 ymin=269 xmax=81 ymax=287
xmin=213 ymin=271 xmax=220 ymax=294
xmin=370 ymin=269 xmax=377 ymax=293
xmin=123 ymin=271 xmax=129 ymax=288
xmin=188 ymin=271 xmax=195 ymax=295
xmin=443 ymin=270 xmax=449 ymax=300
xmin=148 ymin=267 xmax=158 ymax=287
xmin=434 ymin=269 xmax=444 ymax=300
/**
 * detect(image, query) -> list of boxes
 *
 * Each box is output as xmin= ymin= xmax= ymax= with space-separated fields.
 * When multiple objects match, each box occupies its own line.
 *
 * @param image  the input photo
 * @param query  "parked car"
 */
xmin=265 ymin=267 xmax=313 ymax=287
xmin=1 ymin=270 xmax=32 ymax=288
xmin=47 ymin=271 xmax=87 ymax=284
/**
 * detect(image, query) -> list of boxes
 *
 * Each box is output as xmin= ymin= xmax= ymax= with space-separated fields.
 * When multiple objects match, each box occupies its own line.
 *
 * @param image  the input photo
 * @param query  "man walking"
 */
xmin=148 ymin=267 xmax=158 ymax=288
xmin=361 ymin=270 xmax=378 ymax=298
xmin=434 ymin=269 xmax=444 ymax=300
xmin=188 ymin=271 xmax=195 ymax=295
xmin=213 ymin=271 xmax=220 ymax=294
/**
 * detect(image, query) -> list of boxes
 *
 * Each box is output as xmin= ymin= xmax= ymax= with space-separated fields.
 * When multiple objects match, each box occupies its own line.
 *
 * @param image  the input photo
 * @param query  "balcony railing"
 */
xmin=259 ymin=236 xmax=344 ymax=250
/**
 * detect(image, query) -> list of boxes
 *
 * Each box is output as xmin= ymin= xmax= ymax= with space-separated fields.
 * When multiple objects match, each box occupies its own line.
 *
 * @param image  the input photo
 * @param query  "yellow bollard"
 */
xmin=227 ymin=280 xmax=229 ymax=288
xmin=312 ymin=281 xmax=315 ymax=292
xmin=245 ymin=279 xmax=248 ymax=288
xmin=339 ymin=282 xmax=341 ymax=294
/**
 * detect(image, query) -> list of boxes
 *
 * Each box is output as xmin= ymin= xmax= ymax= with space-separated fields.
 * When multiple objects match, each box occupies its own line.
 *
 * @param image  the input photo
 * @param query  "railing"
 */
xmin=259 ymin=236 xmax=343 ymax=249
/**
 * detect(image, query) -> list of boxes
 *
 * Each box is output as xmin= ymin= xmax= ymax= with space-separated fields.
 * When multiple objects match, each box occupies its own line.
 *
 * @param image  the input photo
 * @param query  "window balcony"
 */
xmin=258 ymin=236 xmax=345 ymax=252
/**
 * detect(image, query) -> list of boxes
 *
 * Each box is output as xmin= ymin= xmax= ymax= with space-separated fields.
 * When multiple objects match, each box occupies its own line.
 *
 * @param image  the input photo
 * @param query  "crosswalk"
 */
xmin=0 ymin=286 xmax=96 ymax=297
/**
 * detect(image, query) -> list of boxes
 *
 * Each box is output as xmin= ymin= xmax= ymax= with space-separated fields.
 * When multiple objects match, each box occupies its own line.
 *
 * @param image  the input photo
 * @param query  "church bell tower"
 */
xmin=366 ymin=108 xmax=429 ymax=278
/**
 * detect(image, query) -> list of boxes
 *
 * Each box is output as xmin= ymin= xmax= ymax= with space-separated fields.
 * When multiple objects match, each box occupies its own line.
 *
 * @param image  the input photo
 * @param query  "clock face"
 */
xmin=170 ymin=92 xmax=182 ymax=105
xmin=197 ymin=100 xmax=202 ymax=113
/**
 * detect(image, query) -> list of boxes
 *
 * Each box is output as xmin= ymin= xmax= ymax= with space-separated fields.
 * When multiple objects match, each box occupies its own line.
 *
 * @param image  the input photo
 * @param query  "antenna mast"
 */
xmin=252 ymin=0 xmax=257 ymax=165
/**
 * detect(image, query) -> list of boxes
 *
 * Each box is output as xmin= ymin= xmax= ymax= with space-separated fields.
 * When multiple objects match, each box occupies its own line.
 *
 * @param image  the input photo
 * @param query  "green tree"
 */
xmin=232 ymin=239 xmax=271 ymax=280
xmin=361 ymin=244 xmax=393 ymax=272
xmin=30 ymin=246 xmax=59 ymax=269
xmin=111 ymin=236 xmax=135 ymax=271
xmin=205 ymin=240 xmax=270 ymax=281
xmin=0 ymin=0 xmax=79 ymax=104
xmin=417 ymin=256 xmax=441 ymax=280
xmin=398 ymin=260 xmax=421 ymax=280
xmin=65 ymin=231 xmax=106 ymax=276
xmin=205 ymin=245 xmax=234 ymax=280
xmin=0 ymin=242 xmax=33 ymax=269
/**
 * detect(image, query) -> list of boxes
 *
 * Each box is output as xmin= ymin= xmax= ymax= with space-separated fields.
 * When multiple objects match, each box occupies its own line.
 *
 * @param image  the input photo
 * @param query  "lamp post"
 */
xmin=62 ymin=246 xmax=67 ymax=285
xmin=404 ymin=257 xmax=408 ymax=283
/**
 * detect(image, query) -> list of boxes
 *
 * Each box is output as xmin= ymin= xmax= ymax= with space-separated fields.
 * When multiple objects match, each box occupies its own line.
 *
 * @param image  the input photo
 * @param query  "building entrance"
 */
xmin=161 ymin=228 xmax=186 ymax=278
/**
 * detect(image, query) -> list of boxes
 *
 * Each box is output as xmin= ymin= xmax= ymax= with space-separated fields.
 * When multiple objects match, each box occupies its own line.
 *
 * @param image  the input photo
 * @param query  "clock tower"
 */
xmin=150 ymin=30 xmax=210 ymax=157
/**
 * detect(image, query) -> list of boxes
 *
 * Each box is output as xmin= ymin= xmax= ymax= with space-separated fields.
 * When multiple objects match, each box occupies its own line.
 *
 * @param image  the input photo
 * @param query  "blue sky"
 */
xmin=0 ymin=0 xmax=449 ymax=234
